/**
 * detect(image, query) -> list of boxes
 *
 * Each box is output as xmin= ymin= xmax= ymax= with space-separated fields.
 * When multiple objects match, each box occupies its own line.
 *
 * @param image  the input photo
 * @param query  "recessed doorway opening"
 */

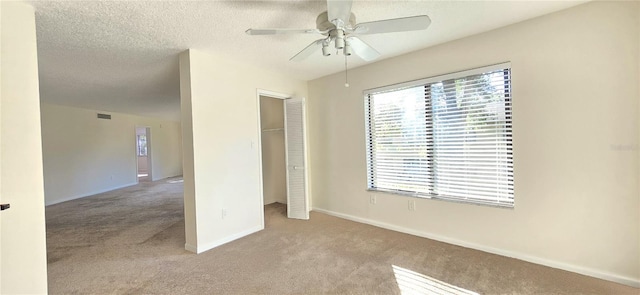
xmin=260 ymin=95 xmax=287 ymax=206
xmin=257 ymin=90 xmax=310 ymax=223
xmin=136 ymin=127 xmax=152 ymax=182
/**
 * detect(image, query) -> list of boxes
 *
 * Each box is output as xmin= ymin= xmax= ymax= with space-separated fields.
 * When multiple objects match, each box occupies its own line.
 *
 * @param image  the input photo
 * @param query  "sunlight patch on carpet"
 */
xmin=392 ymin=265 xmax=479 ymax=295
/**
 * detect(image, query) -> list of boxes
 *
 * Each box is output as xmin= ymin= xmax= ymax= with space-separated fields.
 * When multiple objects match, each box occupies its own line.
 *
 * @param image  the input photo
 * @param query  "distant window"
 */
xmin=137 ymin=134 xmax=147 ymax=156
xmin=364 ymin=63 xmax=514 ymax=207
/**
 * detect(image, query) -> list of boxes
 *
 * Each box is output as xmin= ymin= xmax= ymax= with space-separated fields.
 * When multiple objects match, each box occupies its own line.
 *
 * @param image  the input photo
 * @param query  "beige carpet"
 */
xmin=45 ymin=178 xmax=637 ymax=294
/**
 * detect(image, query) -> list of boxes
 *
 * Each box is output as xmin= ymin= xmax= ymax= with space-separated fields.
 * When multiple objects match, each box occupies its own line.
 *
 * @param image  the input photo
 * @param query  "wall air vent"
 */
xmin=97 ymin=113 xmax=112 ymax=120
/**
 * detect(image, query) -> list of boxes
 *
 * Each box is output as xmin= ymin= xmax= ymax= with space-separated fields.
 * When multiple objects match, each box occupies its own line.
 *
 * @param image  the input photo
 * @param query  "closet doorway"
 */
xmin=258 ymin=91 xmax=309 ymax=221
xmin=260 ymin=96 xmax=287 ymax=205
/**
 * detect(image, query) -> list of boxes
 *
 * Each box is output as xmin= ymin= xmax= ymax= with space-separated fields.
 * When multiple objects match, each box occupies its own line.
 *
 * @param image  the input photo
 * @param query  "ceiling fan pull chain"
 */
xmin=344 ymin=55 xmax=349 ymax=88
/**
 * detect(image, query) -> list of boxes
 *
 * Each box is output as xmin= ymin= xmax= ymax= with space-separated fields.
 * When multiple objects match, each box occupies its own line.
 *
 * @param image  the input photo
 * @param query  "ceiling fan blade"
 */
xmin=354 ymin=15 xmax=431 ymax=35
xmin=290 ymin=39 xmax=325 ymax=62
xmin=326 ymin=0 xmax=353 ymax=24
xmin=246 ymin=28 xmax=319 ymax=35
xmin=346 ymin=36 xmax=380 ymax=61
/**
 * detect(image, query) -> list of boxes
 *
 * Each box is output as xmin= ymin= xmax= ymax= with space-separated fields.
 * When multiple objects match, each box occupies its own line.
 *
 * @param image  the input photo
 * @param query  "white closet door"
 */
xmin=284 ymin=98 xmax=309 ymax=220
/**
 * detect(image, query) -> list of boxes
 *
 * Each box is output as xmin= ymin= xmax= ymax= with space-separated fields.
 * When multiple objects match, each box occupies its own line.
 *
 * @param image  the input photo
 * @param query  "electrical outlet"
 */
xmin=370 ymin=195 xmax=376 ymax=205
xmin=408 ymin=200 xmax=416 ymax=211
xmin=222 ymin=208 xmax=228 ymax=219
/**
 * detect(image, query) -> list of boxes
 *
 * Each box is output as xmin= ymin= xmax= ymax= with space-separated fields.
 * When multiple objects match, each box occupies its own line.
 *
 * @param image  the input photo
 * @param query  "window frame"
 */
xmin=363 ymin=62 xmax=514 ymax=208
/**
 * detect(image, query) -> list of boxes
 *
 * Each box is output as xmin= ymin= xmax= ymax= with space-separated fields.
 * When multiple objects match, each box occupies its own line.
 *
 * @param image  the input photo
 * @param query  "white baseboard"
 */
xmin=151 ymin=173 xmax=183 ymax=182
xmin=312 ymin=207 xmax=640 ymax=288
xmin=264 ymin=197 xmax=287 ymax=205
xmin=184 ymin=243 xmax=197 ymax=253
xmin=45 ymin=182 xmax=137 ymax=206
xmin=189 ymin=225 xmax=264 ymax=254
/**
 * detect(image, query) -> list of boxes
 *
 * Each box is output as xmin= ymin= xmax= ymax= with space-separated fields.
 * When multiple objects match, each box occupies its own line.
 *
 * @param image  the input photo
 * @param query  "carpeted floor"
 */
xmin=45 ymin=178 xmax=637 ymax=294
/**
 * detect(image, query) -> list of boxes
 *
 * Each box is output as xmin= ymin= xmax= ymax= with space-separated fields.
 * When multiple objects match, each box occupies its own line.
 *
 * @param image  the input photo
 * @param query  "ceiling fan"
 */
xmin=245 ymin=0 xmax=431 ymax=62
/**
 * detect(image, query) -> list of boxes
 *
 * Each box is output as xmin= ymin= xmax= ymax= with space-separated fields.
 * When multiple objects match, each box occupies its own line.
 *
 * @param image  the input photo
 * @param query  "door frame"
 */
xmin=255 ymin=89 xmax=311 ymax=227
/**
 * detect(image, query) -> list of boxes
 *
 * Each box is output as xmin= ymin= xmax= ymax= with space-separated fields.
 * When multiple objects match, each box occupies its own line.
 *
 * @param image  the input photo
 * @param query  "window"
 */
xmin=137 ymin=134 xmax=147 ymax=156
xmin=365 ymin=63 xmax=513 ymax=207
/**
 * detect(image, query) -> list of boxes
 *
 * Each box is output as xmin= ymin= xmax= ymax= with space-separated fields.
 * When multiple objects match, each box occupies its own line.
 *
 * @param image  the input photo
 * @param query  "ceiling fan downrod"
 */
xmin=344 ymin=54 xmax=349 ymax=88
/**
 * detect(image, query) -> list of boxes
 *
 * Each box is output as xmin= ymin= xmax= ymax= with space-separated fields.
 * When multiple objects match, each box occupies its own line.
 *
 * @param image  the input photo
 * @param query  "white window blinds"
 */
xmin=365 ymin=64 xmax=514 ymax=207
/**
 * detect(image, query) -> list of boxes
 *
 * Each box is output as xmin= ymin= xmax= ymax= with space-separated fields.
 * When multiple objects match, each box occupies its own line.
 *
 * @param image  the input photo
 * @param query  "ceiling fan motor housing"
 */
xmin=316 ymin=11 xmax=356 ymax=31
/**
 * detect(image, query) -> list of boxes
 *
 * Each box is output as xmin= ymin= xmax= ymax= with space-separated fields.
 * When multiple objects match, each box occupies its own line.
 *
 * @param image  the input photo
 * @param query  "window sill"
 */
xmin=366 ymin=188 xmax=514 ymax=209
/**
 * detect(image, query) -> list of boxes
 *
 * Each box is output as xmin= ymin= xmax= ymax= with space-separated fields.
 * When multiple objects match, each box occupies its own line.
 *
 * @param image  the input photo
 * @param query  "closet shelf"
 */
xmin=262 ymin=128 xmax=284 ymax=132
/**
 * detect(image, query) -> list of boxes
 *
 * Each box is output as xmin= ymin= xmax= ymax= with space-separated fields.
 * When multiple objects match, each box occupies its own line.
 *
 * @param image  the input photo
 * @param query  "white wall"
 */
xmin=308 ymin=1 xmax=639 ymax=287
xmin=0 ymin=2 xmax=49 ymax=293
xmin=41 ymin=103 xmax=183 ymax=205
xmin=637 ymin=4 xmax=640 ymax=277
xmin=179 ymin=49 xmax=307 ymax=253
xmin=260 ymin=96 xmax=287 ymax=205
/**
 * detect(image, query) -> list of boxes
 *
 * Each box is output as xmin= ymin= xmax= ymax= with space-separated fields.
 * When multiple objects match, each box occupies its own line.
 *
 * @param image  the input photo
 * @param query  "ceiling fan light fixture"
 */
xmin=343 ymin=44 xmax=353 ymax=56
xmin=335 ymin=37 xmax=345 ymax=50
xmin=322 ymin=44 xmax=332 ymax=56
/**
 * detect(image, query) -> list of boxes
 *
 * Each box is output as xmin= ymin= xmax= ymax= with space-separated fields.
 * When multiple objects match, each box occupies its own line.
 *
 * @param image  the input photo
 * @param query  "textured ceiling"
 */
xmin=29 ymin=0 xmax=588 ymax=121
